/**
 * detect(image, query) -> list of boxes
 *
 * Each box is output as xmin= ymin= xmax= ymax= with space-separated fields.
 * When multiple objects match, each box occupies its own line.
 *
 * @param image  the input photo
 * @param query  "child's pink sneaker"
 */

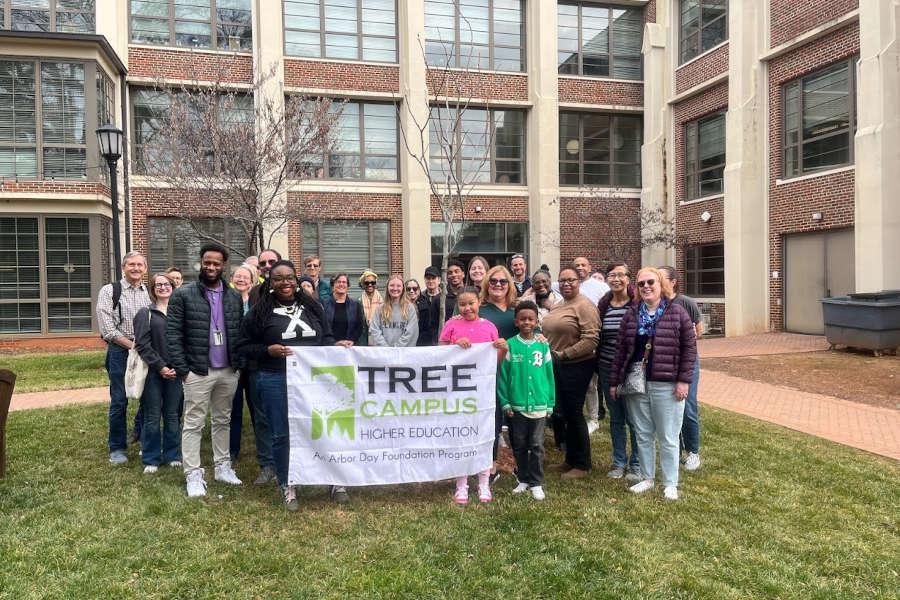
xmin=454 ymin=485 xmax=469 ymax=505
xmin=478 ymin=484 xmax=492 ymax=503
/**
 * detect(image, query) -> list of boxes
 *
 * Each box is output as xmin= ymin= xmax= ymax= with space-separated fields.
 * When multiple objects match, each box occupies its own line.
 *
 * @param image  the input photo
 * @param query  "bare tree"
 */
xmin=398 ymin=26 xmax=496 ymax=328
xmin=136 ymin=61 xmax=344 ymax=257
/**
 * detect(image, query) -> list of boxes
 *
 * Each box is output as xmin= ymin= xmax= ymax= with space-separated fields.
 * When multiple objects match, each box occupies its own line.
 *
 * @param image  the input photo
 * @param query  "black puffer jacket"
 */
xmin=166 ymin=280 xmax=244 ymax=376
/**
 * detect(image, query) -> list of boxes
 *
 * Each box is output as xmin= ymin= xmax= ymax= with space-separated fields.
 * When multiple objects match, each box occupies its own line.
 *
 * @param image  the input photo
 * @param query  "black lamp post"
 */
xmin=97 ymin=124 xmax=124 ymax=276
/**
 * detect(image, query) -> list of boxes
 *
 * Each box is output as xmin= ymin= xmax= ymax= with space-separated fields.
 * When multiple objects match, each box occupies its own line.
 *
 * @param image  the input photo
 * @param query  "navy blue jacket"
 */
xmin=322 ymin=296 xmax=365 ymax=344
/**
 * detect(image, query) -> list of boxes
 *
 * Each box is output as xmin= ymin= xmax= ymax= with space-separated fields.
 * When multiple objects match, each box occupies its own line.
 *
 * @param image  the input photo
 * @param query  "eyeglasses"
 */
xmin=260 ymin=259 xmax=277 ymax=266
xmin=270 ymin=275 xmax=295 ymax=284
xmin=636 ymin=279 xmax=656 ymax=288
xmin=306 ymin=263 xmax=320 ymax=268
xmin=154 ymin=282 xmax=172 ymax=289
xmin=406 ymin=286 xmax=419 ymax=292
xmin=488 ymin=278 xmax=508 ymax=286
xmin=558 ymin=278 xmax=578 ymax=285
xmin=607 ymin=272 xmax=628 ymax=280
xmin=363 ymin=280 xmax=376 ymax=286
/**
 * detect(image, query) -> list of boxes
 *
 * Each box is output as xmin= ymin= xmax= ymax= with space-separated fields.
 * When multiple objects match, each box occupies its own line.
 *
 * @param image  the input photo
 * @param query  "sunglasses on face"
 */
xmin=363 ymin=280 xmax=376 ymax=286
xmin=488 ymin=278 xmax=508 ymax=286
xmin=406 ymin=286 xmax=419 ymax=292
xmin=261 ymin=259 xmax=277 ymax=266
xmin=636 ymin=279 xmax=656 ymax=288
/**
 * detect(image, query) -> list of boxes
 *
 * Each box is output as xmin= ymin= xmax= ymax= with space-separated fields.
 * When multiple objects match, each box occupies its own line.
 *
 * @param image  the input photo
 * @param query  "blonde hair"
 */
xmin=232 ymin=262 xmax=258 ymax=283
xmin=635 ymin=267 xmax=675 ymax=300
xmin=380 ymin=275 xmax=414 ymax=324
xmin=479 ymin=265 xmax=518 ymax=308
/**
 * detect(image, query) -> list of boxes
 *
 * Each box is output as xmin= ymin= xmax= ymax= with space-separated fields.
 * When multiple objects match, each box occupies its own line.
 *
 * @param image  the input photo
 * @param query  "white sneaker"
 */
xmin=185 ymin=469 xmax=207 ymax=498
xmin=530 ymin=485 xmax=546 ymax=501
xmin=587 ymin=420 xmax=600 ymax=435
xmin=684 ymin=452 xmax=701 ymax=471
xmin=214 ymin=462 xmax=243 ymax=485
xmin=168 ymin=460 xmax=182 ymax=468
xmin=629 ymin=479 xmax=654 ymax=494
xmin=663 ymin=485 xmax=679 ymax=500
xmin=512 ymin=482 xmax=530 ymax=494
xmin=143 ymin=465 xmax=158 ymax=474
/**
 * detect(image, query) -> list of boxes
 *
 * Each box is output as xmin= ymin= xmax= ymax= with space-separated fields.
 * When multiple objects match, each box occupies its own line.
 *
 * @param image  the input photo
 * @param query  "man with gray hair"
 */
xmin=96 ymin=251 xmax=151 ymax=465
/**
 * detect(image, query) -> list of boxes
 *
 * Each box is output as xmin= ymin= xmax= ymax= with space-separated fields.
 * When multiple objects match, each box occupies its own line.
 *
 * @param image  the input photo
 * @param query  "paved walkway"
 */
xmin=8 ymin=333 xmax=898 ymax=461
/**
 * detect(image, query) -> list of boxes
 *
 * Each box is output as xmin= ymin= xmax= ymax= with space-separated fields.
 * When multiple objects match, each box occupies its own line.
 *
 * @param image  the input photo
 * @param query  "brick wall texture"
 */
xmin=558 ymin=77 xmax=643 ymax=106
xmin=645 ymin=0 xmax=657 ymax=24
xmin=284 ymin=59 xmax=400 ymax=94
xmin=675 ymin=43 xmax=728 ymax=95
xmin=426 ymin=69 xmax=528 ymax=102
xmin=429 ymin=195 xmax=528 ymax=222
xmin=770 ymin=0 xmax=858 ymax=47
xmin=559 ymin=195 xmax=641 ymax=273
xmin=0 ymin=181 xmax=110 ymax=196
xmin=766 ymin=24 xmax=859 ymax=330
xmin=128 ymin=47 xmax=253 ymax=83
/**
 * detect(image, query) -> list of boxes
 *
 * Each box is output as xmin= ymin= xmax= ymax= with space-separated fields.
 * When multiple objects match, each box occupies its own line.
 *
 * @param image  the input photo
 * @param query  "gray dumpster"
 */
xmin=821 ymin=290 xmax=900 ymax=353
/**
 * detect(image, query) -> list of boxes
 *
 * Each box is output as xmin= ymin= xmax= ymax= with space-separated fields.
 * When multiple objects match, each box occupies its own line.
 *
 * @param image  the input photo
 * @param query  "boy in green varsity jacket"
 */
xmin=497 ymin=300 xmax=555 ymax=500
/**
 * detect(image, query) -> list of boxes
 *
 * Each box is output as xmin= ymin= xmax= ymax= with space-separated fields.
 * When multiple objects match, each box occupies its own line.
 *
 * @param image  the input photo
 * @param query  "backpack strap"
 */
xmin=111 ymin=280 xmax=123 ymax=324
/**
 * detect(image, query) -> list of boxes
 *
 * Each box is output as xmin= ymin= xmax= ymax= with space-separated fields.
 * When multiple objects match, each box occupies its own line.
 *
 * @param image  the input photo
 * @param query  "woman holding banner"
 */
xmin=236 ymin=259 xmax=348 ymax=510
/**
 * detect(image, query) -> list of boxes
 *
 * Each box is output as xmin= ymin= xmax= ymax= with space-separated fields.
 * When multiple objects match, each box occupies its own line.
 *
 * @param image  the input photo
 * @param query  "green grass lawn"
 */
xmin=0 ymin=403 xmax=897 ymax=599
xmin=0 ymin=351 xmax=107 ymax=393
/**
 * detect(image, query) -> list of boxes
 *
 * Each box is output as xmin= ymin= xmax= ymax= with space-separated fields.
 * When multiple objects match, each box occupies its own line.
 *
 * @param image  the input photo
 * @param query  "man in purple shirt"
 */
xmin=167 ymin=243 xmax=245 ymax=498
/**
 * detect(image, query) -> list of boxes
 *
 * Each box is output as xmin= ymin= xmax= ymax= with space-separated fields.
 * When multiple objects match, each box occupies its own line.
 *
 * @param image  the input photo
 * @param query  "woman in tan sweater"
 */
xmin=541 ymin=266 xmax=600 ymax=479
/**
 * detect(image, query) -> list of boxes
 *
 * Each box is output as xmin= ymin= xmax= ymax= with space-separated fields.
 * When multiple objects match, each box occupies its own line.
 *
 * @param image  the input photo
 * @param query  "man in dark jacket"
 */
xmin=167 ymin=242 xmax=245 ymax=498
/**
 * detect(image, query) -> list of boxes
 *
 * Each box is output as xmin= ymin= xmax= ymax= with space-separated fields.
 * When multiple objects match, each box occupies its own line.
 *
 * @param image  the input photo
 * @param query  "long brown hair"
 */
xmin=380 ymin=275 xmax=414 ymax=324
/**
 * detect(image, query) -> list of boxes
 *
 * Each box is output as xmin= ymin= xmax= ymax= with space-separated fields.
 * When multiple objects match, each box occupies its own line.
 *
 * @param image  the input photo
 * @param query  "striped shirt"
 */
xmin=597 ymin=303 xmax=628 ymax=366
xmin=96 ymin=278 xmax=150 ymax=343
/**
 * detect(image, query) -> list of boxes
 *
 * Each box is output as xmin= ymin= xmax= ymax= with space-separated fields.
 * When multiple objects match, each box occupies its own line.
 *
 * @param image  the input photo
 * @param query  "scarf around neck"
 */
xmin=638 ymin=299 xmax=666 ymax=336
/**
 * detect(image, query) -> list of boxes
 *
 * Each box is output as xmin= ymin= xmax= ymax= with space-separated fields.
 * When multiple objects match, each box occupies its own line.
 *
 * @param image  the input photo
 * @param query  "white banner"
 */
xmin=285 ymin=343 xmax=496 ymax=486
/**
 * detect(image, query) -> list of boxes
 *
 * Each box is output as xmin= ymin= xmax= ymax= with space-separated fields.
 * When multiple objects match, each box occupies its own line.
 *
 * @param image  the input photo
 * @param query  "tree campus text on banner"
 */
xmin=285 ymin=343 xmax=497 ymax=486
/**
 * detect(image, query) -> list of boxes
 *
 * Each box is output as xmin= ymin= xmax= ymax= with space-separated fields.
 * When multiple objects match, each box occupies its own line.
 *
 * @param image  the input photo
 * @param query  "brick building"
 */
xmin=1 ymin=1 xmax=897 ymax=338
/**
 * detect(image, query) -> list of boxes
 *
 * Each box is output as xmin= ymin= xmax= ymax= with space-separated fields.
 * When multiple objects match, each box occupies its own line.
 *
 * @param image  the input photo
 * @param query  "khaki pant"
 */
xmin=182 ymin=367 xmax=239 ymax=474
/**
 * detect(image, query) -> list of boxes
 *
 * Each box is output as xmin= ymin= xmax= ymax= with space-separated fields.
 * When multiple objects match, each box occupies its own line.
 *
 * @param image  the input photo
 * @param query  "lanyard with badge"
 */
xmin=209 ymin=288 xmax=225 ymax=346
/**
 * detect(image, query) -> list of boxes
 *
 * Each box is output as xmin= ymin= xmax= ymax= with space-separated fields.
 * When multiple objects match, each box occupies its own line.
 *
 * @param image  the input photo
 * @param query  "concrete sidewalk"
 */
xmin=8 ymin=333 xmax=899 ymax=462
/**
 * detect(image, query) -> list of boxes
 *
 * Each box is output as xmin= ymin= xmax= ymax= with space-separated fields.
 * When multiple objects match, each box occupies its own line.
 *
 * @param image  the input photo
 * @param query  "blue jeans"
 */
xmin=598 ymin=363 xmax=639 ymax=471
xmin=140 ymin=370 xmax=182 ymax=466
xmin=255 ymin=370 xmax=289 ymax=486
xmin=626 ymin=380 xmax=685 ymax=487
xmin=105 ymin=344 xmax=129 ymax=452
xmin=230 ymin=371 xmax=274 ymax=469
xmin=680 ymin=359 xmax=701 ymax=454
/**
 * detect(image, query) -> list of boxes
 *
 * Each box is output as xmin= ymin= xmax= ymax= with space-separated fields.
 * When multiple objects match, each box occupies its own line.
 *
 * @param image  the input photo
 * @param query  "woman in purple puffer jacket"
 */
xmin=609 ymin=267 xmax=696 ymax=501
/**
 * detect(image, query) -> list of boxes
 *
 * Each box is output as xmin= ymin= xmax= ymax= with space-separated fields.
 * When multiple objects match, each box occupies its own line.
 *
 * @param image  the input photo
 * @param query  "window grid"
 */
xmin=129 ymin=0 xmax=253 ymax=52
xmin=559 ymin=112 xmax=642 ymax=188
xmin=0 ymin=59 xmax=108 ymax=181
xmin=783 ymin=58 xmax=856 ymax=179
xmin=429 ymin=107 xmax=525 ymax=185
xmin=283 ymin=0 xmax=398 ymax=63
xmin=2 ymin=0 xmax=95 ymax=33
xmin=679 ymin=0 xmax=728 ymax=64
xmin=684 ymin=110 xmax=725 ymax=201
xmin=684 ymin=243 xmax=724 ymax=297
xmin=302 ymin=220 xmax=391 ymax=298
xmin=557 ymin=2 xmax=643 ymax=80
xmin=148 ymin=217 xmax=250 ymax=281
xmin=424 ymin=0 xmax=524 ymax=72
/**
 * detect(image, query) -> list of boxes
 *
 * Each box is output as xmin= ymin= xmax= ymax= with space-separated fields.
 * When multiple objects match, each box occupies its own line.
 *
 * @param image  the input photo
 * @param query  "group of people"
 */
xmin=97 ymin=245 xmax=701 ymax=509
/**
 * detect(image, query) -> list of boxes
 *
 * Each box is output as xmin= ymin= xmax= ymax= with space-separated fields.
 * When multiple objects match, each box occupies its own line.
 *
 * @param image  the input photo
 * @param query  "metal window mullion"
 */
xmin=577 ymin=5 xmax=583 ymax=75
xmin=578 ymin=113 xmax=584 ymax=186
xmin=455 ymin=0 xmax=461 ymax=69
xmin=37 ymin=215 xmax=49 ymax=334
xmin=488 ymin=0 xmax=494 ymax=70
xmin=356 ymin=0 xmax=363 ymax=61
xmin=609 ymin=114 xmax=616 ymax=186
xmin=34 ymin=59 xmax=44 ymax=179
xmin=607 ymin=6 xmax=614 ymax=79
xmin=368 ymin=221 xmax=374 ymax=269
xmin=358 ymin=101 xmax=366 ymax=180
xmin=319 ymin=0 xmax=326 ymax=57
xmin=489 ymin=109 xmax=495 ymax=183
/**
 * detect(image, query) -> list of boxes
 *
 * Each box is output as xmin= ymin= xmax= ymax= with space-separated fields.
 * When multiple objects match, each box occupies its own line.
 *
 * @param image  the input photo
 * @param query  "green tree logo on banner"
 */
xmin=309 ymin=366 xmax=356 ymax=440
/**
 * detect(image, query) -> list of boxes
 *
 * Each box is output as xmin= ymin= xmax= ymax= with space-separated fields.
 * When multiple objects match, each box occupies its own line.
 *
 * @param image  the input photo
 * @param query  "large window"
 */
xmin=0 ymin=59 xmax=111 ymax=180
xmin=0 ymin=215 xmax=95 ymax=334
xmin=684 ymin=111 xmax=725 ymax=200
xmin=131 ymin=87 xmax=254 ymax=173
xmin=148 ymin=217 xmax=250 ymax=280
xmin=283 ymin=0 xmax=396 ymax=63
xmin=430 ymin=107 xmax=524 ymax=184
xmin=301 ymin=101 xmax=398 ymax=181
xmin=2 ymin=0 xmax=95 ymax=33
xmin=424 ymin=0 xmax=524 ymax=72
xmin=679 ymin=0 xmax=727 ymax=64
xmin=684 ymin=243 xmax=724 ymax=297
xmin=430 ymin=221 xmax=526 ymax=269
xmin=302 ymin=221 xmax=390 ymax=296
xmin=557 ymin=2 xmax=642 ymax=80
xmin=130 ymin=0 xmax=252 ymax=51
xmin=783 ymin=59 xmax=855 ymax=179
xmin=559 ymin=112 xmax=642 ymax=187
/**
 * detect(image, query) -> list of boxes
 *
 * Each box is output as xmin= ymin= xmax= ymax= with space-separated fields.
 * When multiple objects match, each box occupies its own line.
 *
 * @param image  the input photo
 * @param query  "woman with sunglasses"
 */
xmin=541 ymin=266 xmax=600 ymax=480
xmin=358 ymin=270 xmax=382 ymax=345
xmin=370 ymin=275 xmax=419 ymax=348
xmin=132 ymin=272 xmax=182 ymax=473
xmin=608 ymin=267 xmax=696 ymax=501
